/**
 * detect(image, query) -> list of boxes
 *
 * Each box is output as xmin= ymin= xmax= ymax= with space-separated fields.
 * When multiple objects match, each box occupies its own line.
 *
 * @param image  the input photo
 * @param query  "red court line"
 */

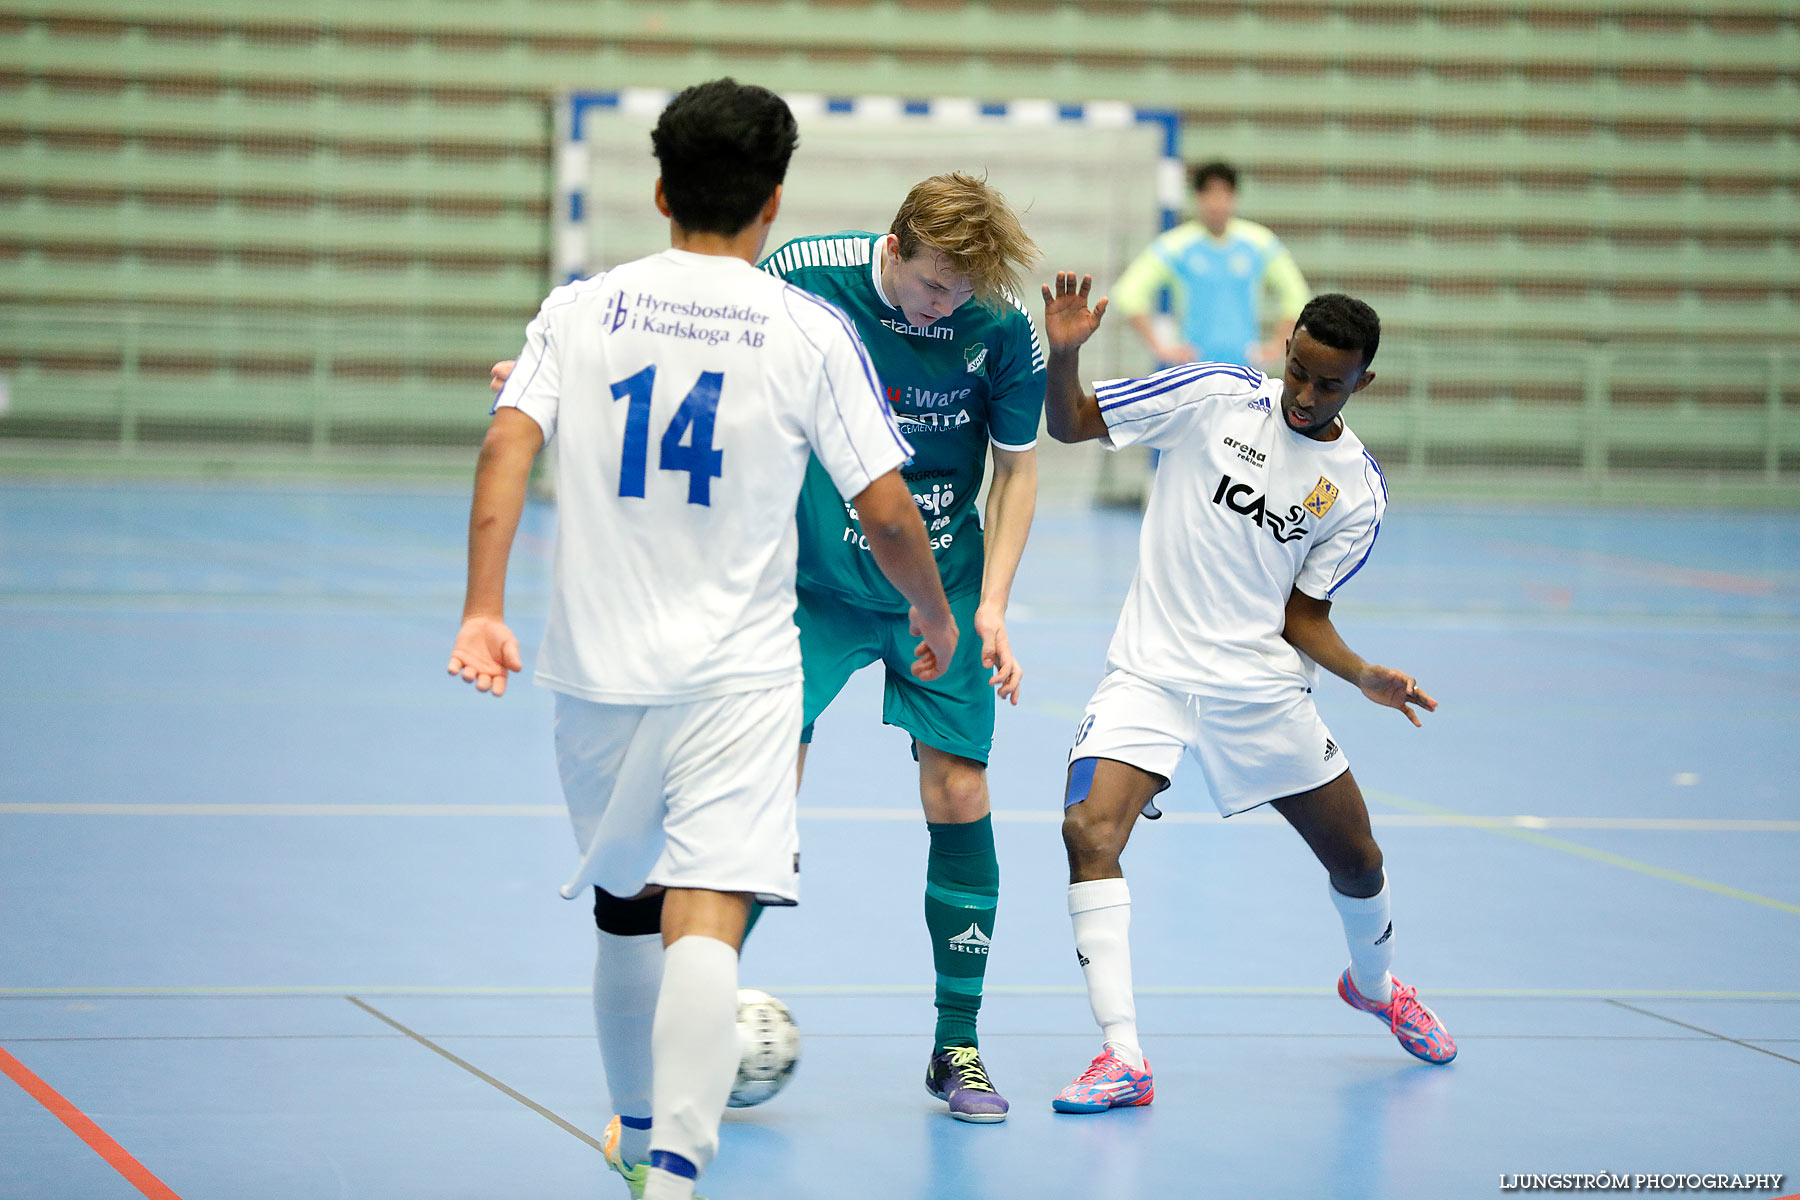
xmin=0 ymin=1043 xmax=184 ymax=1200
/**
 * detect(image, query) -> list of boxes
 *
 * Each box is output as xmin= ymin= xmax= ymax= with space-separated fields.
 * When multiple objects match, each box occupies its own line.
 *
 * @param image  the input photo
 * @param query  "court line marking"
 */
xmin=1605 ymin=999 xmax=1800 ymax=1068
xmin=1367 ymin=788 xmax=1800 ymax=917
xmin=9 ymin=595 xmax=1798 ymax=634
xmin=3 ymin=802 xmax=1797 ymax=833
xmin=0 ymin=1042 xmax=186 ymax=1200
xmin=344 ymin=996 xmax=604 ymax=1153
xmin=5 ymin=985 xmax=1798 ymax=1000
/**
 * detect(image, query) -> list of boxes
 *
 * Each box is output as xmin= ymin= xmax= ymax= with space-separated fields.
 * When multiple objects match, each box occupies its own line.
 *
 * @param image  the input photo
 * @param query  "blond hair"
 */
xmin=889 ymin=172 xmax=1039 ymax=310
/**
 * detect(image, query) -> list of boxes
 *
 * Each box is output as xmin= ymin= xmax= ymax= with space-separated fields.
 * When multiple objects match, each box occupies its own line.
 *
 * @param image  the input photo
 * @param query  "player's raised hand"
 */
xmin=1040 ymin=272 xmax=1108 ymax=352
xmin=1358 ymin=664 xmax=1437 ymax=727
xmin=448 ymin=615 xmax=524 ymax=697
xmin=908 ymin=605 xmax=960 ymax=683
xmin=489 ymin=360 xmax=516 ymax=395
xmin=974 ymin=601 xmax=1023 ymax=705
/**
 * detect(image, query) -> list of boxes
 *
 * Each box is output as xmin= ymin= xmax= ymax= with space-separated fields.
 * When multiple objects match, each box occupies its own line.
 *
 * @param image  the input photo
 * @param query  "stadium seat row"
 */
xmin=1 ymin=0 xmax=1794 ymax=492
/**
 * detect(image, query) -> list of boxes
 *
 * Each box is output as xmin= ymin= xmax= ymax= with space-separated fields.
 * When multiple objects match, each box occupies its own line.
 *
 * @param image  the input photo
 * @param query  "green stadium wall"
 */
xmin=2 ymin=0 xmax=1796 ymax=500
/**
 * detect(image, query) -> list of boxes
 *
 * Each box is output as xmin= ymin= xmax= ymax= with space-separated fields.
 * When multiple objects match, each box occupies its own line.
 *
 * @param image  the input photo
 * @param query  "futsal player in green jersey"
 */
xmin=759 ymin=173 xmax=1044 ymax=1122
xmin=492 ymin=172 xmax=1044 ymax=1122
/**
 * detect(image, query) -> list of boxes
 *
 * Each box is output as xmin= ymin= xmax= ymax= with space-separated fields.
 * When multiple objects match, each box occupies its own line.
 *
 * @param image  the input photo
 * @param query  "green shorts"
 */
xmin=797 ymin=585 xmax=993 ymax=765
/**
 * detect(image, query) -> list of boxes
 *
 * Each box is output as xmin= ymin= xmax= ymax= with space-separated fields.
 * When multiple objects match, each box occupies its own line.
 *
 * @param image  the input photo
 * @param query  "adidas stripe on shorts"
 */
xmin=1068 ymin=668 xmax=1349 ymax=816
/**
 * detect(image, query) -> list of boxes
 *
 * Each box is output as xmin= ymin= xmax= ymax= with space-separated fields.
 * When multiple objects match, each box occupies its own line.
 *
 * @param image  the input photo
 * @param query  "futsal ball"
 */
xmin=728 ymin=988 xmax=800 ymax=1108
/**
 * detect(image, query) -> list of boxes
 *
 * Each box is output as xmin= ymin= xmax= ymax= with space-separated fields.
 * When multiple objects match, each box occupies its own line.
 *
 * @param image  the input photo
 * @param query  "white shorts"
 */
xmin=553 ymin=682 xmax=803 ymax=906
xmin=1067 ymin=669 xmax=1348 ymax=816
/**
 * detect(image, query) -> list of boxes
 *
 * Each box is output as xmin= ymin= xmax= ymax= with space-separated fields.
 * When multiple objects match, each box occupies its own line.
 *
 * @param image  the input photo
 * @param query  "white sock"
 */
xmin=594 ymin=930 xmax=662 ymax=1166
xmin=643 ymin=1168 xmax=696 ymax=1200
xmin=649 ymin=935 xmax=739 ymax=1180
xmin=1330 ymin=875 xmax=1395 ymax=1005
xmin=1068 ymin=878 xmax=1142 ymax=1068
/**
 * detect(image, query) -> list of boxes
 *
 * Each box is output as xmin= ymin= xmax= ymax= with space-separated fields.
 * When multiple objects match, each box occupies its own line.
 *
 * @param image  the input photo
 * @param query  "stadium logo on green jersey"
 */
xmin=964 ymin=343 xmax=988 ymax=373
xmin=882 ymin=317 xmax=954 ymax=341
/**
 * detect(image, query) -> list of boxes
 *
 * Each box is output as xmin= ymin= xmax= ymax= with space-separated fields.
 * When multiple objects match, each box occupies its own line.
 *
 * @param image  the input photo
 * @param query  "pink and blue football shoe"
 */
xmin=1338 ymin=969 xmax=1457 ymax=1064
xmin=1051 ymin=1046 xmax=1154 ymax=1113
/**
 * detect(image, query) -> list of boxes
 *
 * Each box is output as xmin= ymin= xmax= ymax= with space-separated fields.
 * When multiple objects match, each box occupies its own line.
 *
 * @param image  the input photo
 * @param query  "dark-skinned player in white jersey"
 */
xmin=1035 ymin=272 xmax=1456 ymax=1116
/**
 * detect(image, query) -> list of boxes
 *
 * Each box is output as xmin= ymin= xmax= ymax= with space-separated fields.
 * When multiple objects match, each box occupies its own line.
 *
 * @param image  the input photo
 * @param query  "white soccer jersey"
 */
xmin=495 ymin=248 xmax=912 ymax=704
xmin=1096 ymin=362 xmax=1387 ymax=700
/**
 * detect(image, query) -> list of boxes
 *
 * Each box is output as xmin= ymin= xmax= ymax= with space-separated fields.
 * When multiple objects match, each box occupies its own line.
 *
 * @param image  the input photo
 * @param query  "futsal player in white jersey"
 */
xmin=1036 ymin=274 xmax=1456 ymax=1114
xmin=446 ymin=80 xmax=957 ymax=1199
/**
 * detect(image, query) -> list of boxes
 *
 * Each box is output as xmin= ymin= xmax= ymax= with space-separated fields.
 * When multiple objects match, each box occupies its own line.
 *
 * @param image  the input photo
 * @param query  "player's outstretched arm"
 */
xmin=1281 ymin=589 xmax=1438 ymax=727
xmin=1040 ymin=272 xmax=1110 ymax=444
xmin=853 ymin=470 xmax=958 ymax=681
xmin=448 ymin=407 xmax=542 ymax=696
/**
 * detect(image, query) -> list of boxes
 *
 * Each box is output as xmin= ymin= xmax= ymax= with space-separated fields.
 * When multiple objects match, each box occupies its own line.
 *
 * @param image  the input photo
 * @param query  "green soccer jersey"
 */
xmin=760 ymin=232 xmax=1047 ymax=612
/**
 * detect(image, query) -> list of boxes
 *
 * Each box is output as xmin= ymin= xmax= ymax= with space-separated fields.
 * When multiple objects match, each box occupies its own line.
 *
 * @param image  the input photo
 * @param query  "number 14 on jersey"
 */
xmin=611 ymin=365 xmax=725 ymax=506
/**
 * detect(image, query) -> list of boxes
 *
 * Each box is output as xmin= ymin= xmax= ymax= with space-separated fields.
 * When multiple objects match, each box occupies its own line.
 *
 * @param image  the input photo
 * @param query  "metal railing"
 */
xmin=2 ymin=306 xmax=1796 ymax=497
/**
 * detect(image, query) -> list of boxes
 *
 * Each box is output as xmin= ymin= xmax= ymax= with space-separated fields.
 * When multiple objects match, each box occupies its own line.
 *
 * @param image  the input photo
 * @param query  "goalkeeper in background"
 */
xmin=1114 ymin=160 xmax=1309 ymax=373
xmin=493 ymin=171 xmax=1046 ymax=1124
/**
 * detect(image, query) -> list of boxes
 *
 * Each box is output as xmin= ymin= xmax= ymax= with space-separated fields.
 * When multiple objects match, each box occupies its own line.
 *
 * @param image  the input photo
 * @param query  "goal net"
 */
xmin=555 ymin=90 xmax=1179 ymax=501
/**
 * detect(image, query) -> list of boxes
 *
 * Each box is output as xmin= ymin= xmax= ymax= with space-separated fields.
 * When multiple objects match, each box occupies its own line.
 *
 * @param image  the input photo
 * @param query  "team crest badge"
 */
xmin=964 ymin=343 xmax=988 ymax=373
xmin=1303 ymin=476 xmax=1340 ymax=519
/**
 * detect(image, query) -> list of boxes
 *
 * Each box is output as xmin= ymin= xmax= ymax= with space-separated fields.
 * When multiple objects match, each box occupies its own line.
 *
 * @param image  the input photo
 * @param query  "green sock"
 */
xmin=923 ymin=814 xmax=999 ymax=1051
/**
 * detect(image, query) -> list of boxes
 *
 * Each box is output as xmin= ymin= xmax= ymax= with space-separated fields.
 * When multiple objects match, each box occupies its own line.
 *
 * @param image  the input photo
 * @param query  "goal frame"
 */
xmin=553 ymin=89 xmax=1183 ymax=287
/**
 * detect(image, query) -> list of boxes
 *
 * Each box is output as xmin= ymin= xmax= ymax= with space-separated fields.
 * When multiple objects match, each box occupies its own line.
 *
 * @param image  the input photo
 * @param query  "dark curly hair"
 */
xmin=651 ymin=79 xmax=799 ymax=235
xmin=1295 ymin=293 xmax=1381 ymax=368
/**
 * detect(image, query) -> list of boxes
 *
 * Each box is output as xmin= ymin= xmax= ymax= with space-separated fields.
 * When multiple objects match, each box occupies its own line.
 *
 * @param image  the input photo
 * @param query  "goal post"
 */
xmin=553 ymin=88 xmax=1182 ymax=401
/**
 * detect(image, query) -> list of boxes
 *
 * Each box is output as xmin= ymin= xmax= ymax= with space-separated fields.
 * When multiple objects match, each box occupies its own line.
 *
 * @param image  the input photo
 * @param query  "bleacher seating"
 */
xmin=2 ymin=0 xmax=1795 ymax=493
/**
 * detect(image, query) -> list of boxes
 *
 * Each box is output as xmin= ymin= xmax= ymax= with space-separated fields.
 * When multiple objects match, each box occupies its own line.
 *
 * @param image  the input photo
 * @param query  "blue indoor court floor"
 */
xmin=1 ymin=480 xmax=1796 ymax=1200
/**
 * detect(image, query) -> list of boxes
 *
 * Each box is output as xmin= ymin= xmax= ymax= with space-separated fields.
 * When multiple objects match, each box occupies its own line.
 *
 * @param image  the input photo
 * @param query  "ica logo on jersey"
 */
xmin=1212 ymin=474 xmax=1311 ymax=544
